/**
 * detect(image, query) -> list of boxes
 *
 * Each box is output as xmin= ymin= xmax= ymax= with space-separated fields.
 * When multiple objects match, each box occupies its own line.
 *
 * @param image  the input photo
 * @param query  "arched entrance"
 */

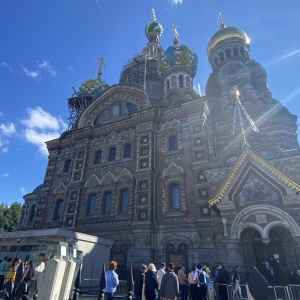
xmin=240 ymin=226 xmax=299 ymax=275
xmin=165 ymin=242 xmax=189 ymax=271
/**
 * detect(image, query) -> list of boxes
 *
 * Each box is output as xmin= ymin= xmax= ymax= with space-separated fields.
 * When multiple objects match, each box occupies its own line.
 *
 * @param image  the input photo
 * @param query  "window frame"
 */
xmin=94 ymin=150 xmax=102 ymax=164
xmin=168 ymin=135 xmax=178 ymax=151
xmin=87 ymin=194 xmax=97 ymax=216
xmin=109 ymin=147 xmax=116 ymax=161
xmin=170 ymin=184 xmax=181 ymax=209
xmin=123 ymin=144 xmax=131 ymax=158
xmin=120 ymin=189 xmax=129 ymax=213
xmin=53 ymin=199 xmax=64 ymax=220
xmin=103 ymin=192 xmax=112 ymax=214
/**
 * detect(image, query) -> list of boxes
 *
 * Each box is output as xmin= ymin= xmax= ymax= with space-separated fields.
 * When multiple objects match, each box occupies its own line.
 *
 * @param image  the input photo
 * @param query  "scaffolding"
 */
xmin=67 ymin=94 xmax=94 ymax=130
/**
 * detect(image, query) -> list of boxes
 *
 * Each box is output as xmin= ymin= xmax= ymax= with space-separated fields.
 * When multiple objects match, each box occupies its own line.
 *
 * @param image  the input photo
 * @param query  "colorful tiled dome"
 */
xmin=145 ymin=20 xmax=163 ymax=38
xmin=158 ymin=45 xmax=198 ymax=76
xmin=78 ymin=78 xmax=109 ymax=98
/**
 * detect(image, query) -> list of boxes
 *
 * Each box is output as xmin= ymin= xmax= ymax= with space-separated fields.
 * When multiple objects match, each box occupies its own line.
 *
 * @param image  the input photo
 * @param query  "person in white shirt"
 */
xmin=28 ymin=253 xmax=46 ymax=299
xmin=157 ymin=262 xmax=166 ymax=300
xmin=193 ymin=264 xmax=210 ymax=300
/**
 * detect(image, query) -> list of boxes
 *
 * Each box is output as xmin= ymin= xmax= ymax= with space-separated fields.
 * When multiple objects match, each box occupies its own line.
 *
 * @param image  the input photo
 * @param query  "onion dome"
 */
xmin=158 ymin=45 xmax=198 ymax=77
xmin=145 ymin=9 xmax=163 ymax=43
xmin=32 ymin=184 xmax=43 ymax=194
xmin=78 ymin=78 xmax=109 ymax=98
xmin=207 ymin=26 xmax=250 ymax=55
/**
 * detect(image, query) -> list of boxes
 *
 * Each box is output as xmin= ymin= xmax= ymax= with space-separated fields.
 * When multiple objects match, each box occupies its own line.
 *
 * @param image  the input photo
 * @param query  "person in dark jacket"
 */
xmin=134 ymin=264 xmax=148 ymax=300
xmin=145 ymin=263 xmax=159 ymax=300
xmin=216 ymin=263 xmax=228 ymax=300
xmin=161 ymin=263 xmax=179 ymax=300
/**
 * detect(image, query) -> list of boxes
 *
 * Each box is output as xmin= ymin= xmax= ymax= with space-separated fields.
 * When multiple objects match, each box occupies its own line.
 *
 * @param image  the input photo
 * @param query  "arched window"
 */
xmin=103 ymin=192 xmax=112 ymax=214
xmin=54 ymin=199 xmax=64 ymax=220
xmin=166 ymin=79 xmax=170 ymax=91
xmin=233 ymin=47 xmax=239 ymax=57
xmin=29 ymin=205 xmax=36 ymax=223
xmin=120 ymin=189 xmax=129 ymax=212
xmin=178 ymin=75 xmax=184 ymax=88
xmin=124 ymin=144 xmax=131 ymax=158
xmin=169 ymin=136 xmax=177 ymax=151
xmin=171 ymin=75 xmax=177 ymax=88
xmin=214 ymin=56 xmax=219 ymax=66
xmin=88 ymin=194 xmax=96 ymax=216
xmin=170 ymin=184 xmax=180 ymax=209
xmin=94 ymin=150 xmax=102 ymax=164
xmin=109 ymin=147 xmax=116 ymax=161
xmin=225 ymin=48 xmax=231 ymax=59
xmin=219 ymin=52 xmax=225 ymax=62
xmin=186 ymin=76 xmax=191 ymax=88
xmin=240 ymin=47 xmax=245 ymax=57
xmin=64 ymin=160 xmax=72 ymax=172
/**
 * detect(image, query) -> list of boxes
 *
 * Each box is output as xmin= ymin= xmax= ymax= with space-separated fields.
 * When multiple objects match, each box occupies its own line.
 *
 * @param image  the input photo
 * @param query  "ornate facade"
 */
xmin=20 ymin=12 xmax=300 ymax=274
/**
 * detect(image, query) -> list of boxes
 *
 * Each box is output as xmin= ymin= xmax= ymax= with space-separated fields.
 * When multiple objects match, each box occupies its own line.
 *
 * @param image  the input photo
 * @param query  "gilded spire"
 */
xmin=152 ymin=8 xmax=157 ymax=22
xmin=172 ymin=23 xmax=179 ymax=45
xmin=97 ymin=57 xmax=105 ymax=79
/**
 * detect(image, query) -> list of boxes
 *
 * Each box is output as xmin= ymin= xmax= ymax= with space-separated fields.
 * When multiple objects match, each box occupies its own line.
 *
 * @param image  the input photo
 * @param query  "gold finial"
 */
xmin=172 ymin=23 xmax=179 ymax=45
xmin=218 ymin=9 xmax=226 ymax=29
xmin=97 ymin=57 xmax=105 ymax=79
xmin=152 ymin=8 xmax=157 ymax=22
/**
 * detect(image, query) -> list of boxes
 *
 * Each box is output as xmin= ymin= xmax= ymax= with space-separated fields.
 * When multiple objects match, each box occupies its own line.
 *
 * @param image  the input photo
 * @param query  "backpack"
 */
xmin=198 ymin=270 xmax=206 ymax=285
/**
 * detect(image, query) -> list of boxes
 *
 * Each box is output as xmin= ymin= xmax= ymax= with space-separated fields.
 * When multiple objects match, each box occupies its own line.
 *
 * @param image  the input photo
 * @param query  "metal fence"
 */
xmin=81 ymin=279 xmax=128 ymax=296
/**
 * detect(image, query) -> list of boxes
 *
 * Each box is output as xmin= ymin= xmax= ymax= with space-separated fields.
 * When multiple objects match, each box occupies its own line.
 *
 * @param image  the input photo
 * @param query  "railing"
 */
xmin=81 ymin=279 xmax=128 ymax=296
xmin=212 ymin=283 xmax=300 ymax=300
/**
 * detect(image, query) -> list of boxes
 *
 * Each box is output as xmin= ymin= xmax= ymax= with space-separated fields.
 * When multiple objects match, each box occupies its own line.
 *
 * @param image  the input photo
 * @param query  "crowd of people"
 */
xmin=104 ymin=260 xmax=243 ymax=300
xmin=0 ymin=253 xmax=49 ymax=299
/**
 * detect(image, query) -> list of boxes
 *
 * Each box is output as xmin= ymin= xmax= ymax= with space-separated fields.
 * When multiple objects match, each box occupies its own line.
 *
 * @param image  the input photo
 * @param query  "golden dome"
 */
xmin=207 ymin=26 xmax=250 ymax=55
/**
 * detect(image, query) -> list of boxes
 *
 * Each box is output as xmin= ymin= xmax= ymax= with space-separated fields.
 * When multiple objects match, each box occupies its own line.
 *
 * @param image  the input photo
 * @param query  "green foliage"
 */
xmin=0 ymin=202 xmax=22 ymax=232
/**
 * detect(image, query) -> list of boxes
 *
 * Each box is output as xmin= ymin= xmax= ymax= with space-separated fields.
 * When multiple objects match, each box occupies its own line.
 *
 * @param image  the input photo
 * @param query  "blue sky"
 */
xmin=1 ymin=0 xmax=300 ymax=205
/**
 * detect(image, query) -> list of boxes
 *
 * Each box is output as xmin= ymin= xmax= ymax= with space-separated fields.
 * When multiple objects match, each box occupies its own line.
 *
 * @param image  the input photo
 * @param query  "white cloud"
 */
xmin=37 ymin=60 xmax=57 ymax=77
xmin=171 ymin=0 xmax=183 ymax=4
xmin=20 ymin=187 xmax=27 ymax=195
xmin=0 ymin=138 xmax=9 ymax=153
xmin=21 ymin=107 xmax=68 ymax=157
xmin=1 ymin=173 xmax=9 ymax=178
xmin=0 ymin=122 xmax=16 ymax=136
xmin=1 ymin=62 xmax=17 ymax=73
xmin=68 ymin=66 xmax=75 ymax=72
xmin=19 ymin=64 xmax=41 ymax=80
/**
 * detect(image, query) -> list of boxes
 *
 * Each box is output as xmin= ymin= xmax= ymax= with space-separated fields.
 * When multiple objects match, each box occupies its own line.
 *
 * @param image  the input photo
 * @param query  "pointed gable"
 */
xmin=102 ymin=170 xmax=116 ymax=185
xmin=84 ymin=174 xmax=102 ymax=188
xmin=54 ymin=182 xmax=67 ymax=194
xmin=116 ymin=168 xmax=133 ymax=184
xmin=162 ymin=161 xmax=184 ymax=178
xmin=208 ymin=147 xmax=300 ymax=207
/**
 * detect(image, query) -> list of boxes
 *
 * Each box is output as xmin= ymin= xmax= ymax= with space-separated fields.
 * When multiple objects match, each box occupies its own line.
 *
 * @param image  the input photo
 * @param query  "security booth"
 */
xmin=0 ymin=229 xmax=112 ymax=285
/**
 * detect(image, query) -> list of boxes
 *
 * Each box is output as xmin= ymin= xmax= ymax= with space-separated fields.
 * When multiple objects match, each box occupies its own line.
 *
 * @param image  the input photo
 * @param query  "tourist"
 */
xmin=145 ymin=263 xmax=159 ymax=300
xmin=215 ymin=263 xmax=228 ymax=300
xmin=4 ymin=257 xmax=19 ymax=284
xmin=193 ymin=264 xmax=210 ymax=300
xmin=134 ymin=264 xmax=147 ymax=300
xmin=160 ymin=263 xmax=179 ymax=300
xmin=0 ymin=256 xmax=9 ymax=289
xmin=28 ymin=253 xmax=46 ymax=299
xmin=156 ymin=262 xmax=166 ymax=300
xmin=178 ymin=264 xmax=188 ymax=300
xmin=104 ymin=261 xmax=119 ymax=300
xmin=188 ymin=265 xmax=198 ymax=300
xmin=232 ymin=266 xmax=241 ymax=299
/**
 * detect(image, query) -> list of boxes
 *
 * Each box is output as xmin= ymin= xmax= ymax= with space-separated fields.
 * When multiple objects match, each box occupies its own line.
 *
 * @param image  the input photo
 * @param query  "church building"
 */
xmin=19 ymin=11 xmax=300 ymax=274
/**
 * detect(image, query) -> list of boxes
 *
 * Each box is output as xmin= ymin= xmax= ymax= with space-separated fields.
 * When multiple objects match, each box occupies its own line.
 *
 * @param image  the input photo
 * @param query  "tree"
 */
xmin=0 ymin=202 xmax=22 ymax=232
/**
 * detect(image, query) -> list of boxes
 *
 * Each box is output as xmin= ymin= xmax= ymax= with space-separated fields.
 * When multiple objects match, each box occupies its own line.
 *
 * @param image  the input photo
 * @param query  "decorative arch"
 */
xmin=159 ymin=234 xmax=193 ymax=249
xmin=102 ymin=171 xmax=116 ymax=185
xmin=116 ymin=168 xmax=133 ymax=184
xmin=84 ymin=174 xmax=102 ymax=188
xmin=54 ymin=182 xmax=67 ymax=194
xmin=231 ymin=204 xmax=300 ymax=239
xmin=162 ymin=161 xmax=184 ymax=179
